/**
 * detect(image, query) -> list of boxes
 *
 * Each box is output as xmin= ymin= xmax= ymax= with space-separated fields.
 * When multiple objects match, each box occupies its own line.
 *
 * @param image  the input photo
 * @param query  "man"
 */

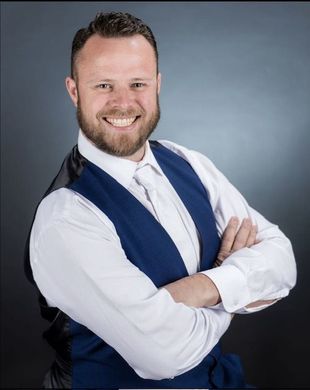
xmin=25 ymin=11 xmax=296 ymax=389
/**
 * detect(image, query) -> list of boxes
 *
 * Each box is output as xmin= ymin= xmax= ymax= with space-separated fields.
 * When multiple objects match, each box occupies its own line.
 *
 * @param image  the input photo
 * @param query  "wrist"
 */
xmin=198 ymin=273 xmax=221 ymax=306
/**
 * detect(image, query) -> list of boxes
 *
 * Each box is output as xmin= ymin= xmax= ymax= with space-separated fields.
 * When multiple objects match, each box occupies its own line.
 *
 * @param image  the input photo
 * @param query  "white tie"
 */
xmin=131 ymin=163 xmax=201 ymax=274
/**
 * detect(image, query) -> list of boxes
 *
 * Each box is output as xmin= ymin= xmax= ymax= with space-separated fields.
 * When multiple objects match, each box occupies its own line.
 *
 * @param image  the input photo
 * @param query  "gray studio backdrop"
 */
xmin=1 ymin=2 xmax=310 ymax=388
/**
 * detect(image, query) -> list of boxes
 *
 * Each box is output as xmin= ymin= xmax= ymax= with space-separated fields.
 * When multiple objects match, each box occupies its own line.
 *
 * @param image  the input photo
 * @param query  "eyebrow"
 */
xmin=131 ymin=78 xmax=153 ymax=81
xmin=87 ymin=77 xmax=154 ymax=84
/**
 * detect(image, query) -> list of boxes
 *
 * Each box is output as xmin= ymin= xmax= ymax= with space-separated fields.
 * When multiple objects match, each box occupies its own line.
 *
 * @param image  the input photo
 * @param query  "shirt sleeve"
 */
xmin=188 ymin=149 xmax=297 ymax=314
xmin=30 ymin=188 xmax=232 ymax=381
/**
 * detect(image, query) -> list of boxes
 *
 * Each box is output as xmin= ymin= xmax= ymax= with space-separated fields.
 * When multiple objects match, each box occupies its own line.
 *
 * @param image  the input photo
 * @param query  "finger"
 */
xmin=232 ymin=218 xmax=252 ymax=251
xmin=214 ymin=258 xmax=224 ymax=267
xmin=219 ymin=216 xmax=239 ymax=255
xmin=217 ymin=217 xmax=239 ymax=263
xmin=216 ymin=250 xmax=231 ymax=263
xmin=246 ymin=224 xmax=257 ymax=247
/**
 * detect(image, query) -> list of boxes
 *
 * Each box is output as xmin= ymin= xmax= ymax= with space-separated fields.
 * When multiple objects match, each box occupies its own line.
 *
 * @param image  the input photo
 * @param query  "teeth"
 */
xmin=105 ymin=117 xmax=136 ymax=127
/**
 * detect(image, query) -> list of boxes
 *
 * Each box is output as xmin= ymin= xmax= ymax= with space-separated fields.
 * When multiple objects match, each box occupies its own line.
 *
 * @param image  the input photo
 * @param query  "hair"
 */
xmin=70 ymin=11 xmax=159 ymax=79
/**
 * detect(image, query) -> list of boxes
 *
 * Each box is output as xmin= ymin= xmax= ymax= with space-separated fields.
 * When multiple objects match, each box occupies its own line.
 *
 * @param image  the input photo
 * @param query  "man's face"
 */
xmin=66 ymin=34 xmax=161 ymax=161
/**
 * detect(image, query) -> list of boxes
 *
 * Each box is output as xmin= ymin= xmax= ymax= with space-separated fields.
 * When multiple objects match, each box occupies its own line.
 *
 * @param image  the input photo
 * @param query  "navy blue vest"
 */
xmin=25 ymin=141 xmax=246 ymax=388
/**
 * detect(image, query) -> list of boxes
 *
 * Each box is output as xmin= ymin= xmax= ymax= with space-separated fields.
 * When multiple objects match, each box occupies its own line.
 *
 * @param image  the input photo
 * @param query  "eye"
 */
xmin=131 ymin=82 xmax=145 ymax=88
xmin=96 ymin=83 xmax=112 ymax=89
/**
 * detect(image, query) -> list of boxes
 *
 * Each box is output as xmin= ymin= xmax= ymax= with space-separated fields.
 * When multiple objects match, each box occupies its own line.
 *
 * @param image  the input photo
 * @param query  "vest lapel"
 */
xmin=70 ymin=160 xmax=189 ymax=287
xmin=150 ymin=141 xmax=220 ymax=271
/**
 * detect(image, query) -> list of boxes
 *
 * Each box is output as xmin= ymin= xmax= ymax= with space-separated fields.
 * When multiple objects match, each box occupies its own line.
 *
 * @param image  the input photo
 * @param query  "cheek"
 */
xmin=139 ymin=92 xmax=158 ymax=111
xmin=81 ymin=95 xmax=107 ymax=117
xmin=92 ymin=99 xmax=107 ymax=115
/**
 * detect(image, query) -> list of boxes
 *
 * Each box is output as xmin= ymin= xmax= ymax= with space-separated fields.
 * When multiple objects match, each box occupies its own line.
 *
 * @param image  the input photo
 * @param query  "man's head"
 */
xmin=66 ymin=12 xmax=161 ymax=161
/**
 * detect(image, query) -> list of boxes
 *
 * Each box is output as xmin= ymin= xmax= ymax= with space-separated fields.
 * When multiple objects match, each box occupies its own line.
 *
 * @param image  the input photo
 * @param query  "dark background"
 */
xmin=1 ymin=2 xmax=310 ymax=388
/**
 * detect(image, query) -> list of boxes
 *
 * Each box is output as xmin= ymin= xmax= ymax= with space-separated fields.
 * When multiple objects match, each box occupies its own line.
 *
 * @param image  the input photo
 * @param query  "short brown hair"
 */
xmin=71 ymin=11 xmax=159 ymax=79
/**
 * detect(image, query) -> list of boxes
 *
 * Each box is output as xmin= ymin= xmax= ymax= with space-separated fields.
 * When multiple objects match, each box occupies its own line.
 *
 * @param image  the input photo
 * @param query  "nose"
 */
xmin=109 ymin=86 xmax=134 ymax=109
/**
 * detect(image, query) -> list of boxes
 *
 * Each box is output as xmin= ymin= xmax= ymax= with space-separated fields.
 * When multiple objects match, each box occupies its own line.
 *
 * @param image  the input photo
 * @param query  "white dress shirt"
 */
xmin=29 ymin=130 xmax=296 ymax=381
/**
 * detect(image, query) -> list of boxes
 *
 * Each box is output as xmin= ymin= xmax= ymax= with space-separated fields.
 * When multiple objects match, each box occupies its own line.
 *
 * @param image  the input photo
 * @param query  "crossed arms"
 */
xmin=30 ymin=144 xmax=296 ymax=380
xmin=31 ymin=194 xmax=296 ymax=380
xmin=164 ymin=216 xmax=277 ymax=309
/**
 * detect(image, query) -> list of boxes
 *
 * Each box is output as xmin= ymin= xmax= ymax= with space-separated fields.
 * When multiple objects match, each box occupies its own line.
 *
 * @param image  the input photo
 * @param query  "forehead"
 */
xmin=76 ymin=34 xmax=157 ymax=79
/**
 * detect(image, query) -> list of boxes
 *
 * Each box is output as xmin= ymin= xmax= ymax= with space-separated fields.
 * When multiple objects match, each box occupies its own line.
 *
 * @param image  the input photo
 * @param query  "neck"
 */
xmin=123 ymin=144 xmax=146 ymax=162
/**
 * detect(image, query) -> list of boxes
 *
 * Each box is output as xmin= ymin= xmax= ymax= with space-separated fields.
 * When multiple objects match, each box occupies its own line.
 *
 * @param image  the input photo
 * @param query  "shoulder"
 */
xmin=155 ymin=139 xmax=226 ymax=202
xmin=156 ymin=140 xmax=220 ymax=175
xmin=31 ymin=187 xmax=118 ymax=243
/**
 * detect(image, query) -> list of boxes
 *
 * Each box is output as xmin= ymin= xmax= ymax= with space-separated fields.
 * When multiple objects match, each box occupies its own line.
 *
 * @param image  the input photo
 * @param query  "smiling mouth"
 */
xmin=103 ymin=116 xmax=140 ymax=128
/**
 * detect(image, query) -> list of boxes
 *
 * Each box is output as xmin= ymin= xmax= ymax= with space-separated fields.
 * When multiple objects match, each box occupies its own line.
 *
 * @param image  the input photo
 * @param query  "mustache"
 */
xmin=96 ymin=108 xmax=144 ymax=119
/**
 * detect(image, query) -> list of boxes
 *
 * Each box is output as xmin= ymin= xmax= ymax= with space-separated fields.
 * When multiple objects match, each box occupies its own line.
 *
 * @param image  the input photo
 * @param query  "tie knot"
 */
xmin=133 ymin=164 xmax=155 ymax=191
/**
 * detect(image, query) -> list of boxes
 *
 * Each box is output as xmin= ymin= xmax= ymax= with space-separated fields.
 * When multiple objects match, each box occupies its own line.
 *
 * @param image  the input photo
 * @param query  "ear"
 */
xmin=65 ymin=77 xmax=78 ymax=107
xmin=157 ymin=72 xmax=161 ymax=94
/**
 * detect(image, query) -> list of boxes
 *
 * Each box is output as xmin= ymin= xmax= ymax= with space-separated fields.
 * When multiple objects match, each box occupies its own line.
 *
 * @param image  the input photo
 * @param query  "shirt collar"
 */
xmin=77 ymin=129 xmax=164 ymax=189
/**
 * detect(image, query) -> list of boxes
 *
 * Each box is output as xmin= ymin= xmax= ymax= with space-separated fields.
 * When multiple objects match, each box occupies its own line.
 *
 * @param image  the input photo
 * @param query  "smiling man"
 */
xmin=25 ymin=12 xmax=296 ymax=389
xmin=68 ymin=33 xmax=161 ymax=161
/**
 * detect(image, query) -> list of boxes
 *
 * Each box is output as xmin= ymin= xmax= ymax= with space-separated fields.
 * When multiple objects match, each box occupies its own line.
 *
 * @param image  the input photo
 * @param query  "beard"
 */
xmin=76 ymin=95 xmax=160 ymax=158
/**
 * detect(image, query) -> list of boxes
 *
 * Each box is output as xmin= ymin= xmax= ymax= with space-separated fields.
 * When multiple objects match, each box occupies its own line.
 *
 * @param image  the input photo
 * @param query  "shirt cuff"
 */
xmin=199 ymin=264 xmax=250 ymax=313
xmin=234 ymin=298 xmax=280 ymax=314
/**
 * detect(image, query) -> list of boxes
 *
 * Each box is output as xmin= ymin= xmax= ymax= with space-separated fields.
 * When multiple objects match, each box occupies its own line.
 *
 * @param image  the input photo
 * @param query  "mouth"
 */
xmin=103 ymin=116 xmax=141 ymax=130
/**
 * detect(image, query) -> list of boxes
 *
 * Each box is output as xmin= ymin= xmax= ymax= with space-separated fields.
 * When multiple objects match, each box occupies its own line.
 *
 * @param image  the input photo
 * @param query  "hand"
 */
xmin=214 ymin=216 xmax=257 ymax=267
xmin=215 ymin=217 xmax=277 ymax=310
